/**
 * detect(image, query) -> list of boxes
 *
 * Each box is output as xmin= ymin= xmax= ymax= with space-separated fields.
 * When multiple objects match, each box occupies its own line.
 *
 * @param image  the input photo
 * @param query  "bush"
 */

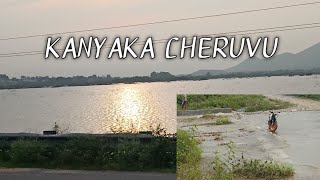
xmin=291 ymin=94 xmax=320 ymax=101
xmin=0 ymin=136 xmax=176 ymax=172
xmin=177 ymin=129 xmax=202 ymax=180
xmin=0 ymin=140 xmax=11 ymax=162
xmin=212 ymin=141 xmax=294 ymax=179
xmin=10 ymin=140 xmax=48 ymax=164
xmin=213 ymin=116 xmax=232 ymax=125
xmin=234 ymin=159 xmax=294 ymax=178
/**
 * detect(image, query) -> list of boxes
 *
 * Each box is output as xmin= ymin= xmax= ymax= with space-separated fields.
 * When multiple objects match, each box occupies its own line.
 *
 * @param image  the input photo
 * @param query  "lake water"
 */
xmin=0 ymin=75 xmax=320 ymax=133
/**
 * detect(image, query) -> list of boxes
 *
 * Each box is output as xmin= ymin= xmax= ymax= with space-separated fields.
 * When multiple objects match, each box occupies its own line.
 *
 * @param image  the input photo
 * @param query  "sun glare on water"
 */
xmin=111 ymin=87 xmax=144 ymax=133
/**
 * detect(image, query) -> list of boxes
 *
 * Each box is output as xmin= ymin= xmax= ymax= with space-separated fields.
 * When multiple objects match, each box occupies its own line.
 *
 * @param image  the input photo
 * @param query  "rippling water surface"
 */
xmin=0 ymin=83 xmax=177 ymax=133
xmin=0 ymin=75 xmax=320 ymax=133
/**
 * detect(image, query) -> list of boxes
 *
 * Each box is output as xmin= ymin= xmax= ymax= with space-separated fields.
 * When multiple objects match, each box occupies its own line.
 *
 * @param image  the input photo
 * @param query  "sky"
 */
xmin=0 ymin=0 xmax=319 ymax=77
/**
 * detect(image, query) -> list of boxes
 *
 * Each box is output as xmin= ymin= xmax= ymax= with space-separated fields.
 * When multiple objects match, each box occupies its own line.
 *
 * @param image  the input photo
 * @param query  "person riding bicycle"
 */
xmin=269 ymin=111 xmax=277 ymax=125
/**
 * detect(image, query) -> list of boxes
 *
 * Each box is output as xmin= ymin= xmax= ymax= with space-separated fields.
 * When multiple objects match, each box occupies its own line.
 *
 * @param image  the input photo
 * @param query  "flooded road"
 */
xmin=178 ymin=96 xmax=320 ymax=179
xmin=245 ymin=111 xmax=320 ymax=179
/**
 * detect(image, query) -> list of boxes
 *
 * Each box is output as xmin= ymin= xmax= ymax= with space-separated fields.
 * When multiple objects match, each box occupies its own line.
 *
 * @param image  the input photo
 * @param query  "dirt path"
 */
xmin=266 ymin=95 xmax=320 ymax=111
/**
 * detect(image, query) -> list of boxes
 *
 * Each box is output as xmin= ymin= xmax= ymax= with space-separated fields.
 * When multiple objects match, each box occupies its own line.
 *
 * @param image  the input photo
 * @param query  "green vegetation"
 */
xmin=201 ymin=114 xmax=219 ymax=119
xmin=212 ymin=142 xmax=294 ymax=179
xmin=177 ymin=129 xmax=202 ymax=180
xmin=52 ymin=122 xmax=70 ymax=134
xmin=234 ymin=160 xmax=295 ymax=179
xmin=176 ymin=132 xmax=294 ymax=179
xmin=0 ymin=136 xmax=176 ymax=172
xmin=179 ymin=115 xmax=232 ymax=125
xmin=290 ymin=94 xmax=320 ymax=101
xmin=212 ymin=116 xmax=232 ymax=125
xmin=177 ymin=95 xmax=293 ymax=112
xmin=192 ymin=116 xmax=232 ymax=127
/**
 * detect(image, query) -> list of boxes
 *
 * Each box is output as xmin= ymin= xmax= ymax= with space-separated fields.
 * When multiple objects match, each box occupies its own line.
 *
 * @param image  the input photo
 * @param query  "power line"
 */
xmin=2 ymin=22 xmax=318 ymax=56
xmin=0 ymin=1 xmax=319 ymax=41
xmin=166 ymin=25 xmax=320 ymax=42
xmin=2 ymin=22 xmax=320 ymax=55
xmin=1 ymin=23 xmax=319 ymax=58
xmin=143 ymin=22 xmax=320 ymax=44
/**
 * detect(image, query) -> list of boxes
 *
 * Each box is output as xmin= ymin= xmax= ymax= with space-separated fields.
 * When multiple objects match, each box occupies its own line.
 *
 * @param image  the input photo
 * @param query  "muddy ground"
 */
xmin=178 ymin=95 xmax=320 ymax=179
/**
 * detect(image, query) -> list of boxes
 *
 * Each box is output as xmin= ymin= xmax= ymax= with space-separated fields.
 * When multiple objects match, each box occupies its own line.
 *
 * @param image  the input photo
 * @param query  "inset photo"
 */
xmin=0 ymin=85 xmax=177 ymax=180
xmin=177 ymin=94 xmax=320 ymax=180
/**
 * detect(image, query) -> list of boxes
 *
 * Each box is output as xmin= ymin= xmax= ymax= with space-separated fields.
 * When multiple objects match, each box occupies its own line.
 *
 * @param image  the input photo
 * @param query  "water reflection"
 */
xmin=111 ymin=87 xmax=143 ymax=133
xmin=3 ymin=75 xmax=318 ymax=134
xmin=0 ymin=83 xmax=176 ymax=134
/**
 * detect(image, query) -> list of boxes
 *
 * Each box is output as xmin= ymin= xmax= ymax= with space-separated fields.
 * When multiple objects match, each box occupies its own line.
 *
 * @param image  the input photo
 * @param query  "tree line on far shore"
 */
xmin=1 ymin=68 xmax=320 ymax=89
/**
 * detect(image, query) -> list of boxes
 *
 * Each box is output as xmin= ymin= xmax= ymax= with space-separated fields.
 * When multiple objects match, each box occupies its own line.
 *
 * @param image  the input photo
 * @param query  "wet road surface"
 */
xmin=249 ymin=111 xmax=320 ymax=179
xmin=179 ymin=111 xmax=320 ymax=179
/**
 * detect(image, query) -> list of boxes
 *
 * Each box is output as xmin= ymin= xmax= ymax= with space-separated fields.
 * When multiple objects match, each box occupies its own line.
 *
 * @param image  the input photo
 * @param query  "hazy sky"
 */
xmin=0 ymin=0 xmax=319 ymax=77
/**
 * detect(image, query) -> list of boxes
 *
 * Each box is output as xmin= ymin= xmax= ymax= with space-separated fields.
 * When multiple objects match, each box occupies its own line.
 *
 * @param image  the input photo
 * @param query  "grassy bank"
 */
xmin=0 ymin=136 xmax=176 ymax=172
xmin=177 ymin=129 xmax=202 ymax=180
xmin=177 ymin=95 xmax=293 ymax=112
xmin=290 ymin=94 xmax=320 ymax=101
